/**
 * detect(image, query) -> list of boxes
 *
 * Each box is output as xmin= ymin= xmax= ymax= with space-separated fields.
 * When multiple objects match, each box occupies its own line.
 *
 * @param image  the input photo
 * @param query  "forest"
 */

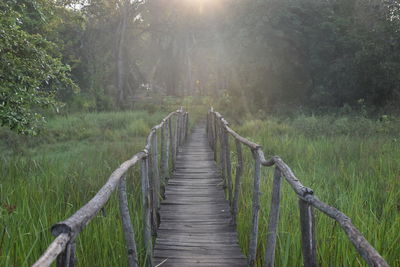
xmin=1 ymin=0 xmax=400 ymax=267
xmin=2 ymin=0 xmax=400 ymax=134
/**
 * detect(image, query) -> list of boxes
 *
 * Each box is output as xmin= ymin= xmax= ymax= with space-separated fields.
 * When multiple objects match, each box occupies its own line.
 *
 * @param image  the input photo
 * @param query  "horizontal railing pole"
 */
xmin=305 ymin=195 xmax=389 ymax=267
xmin=51 ymin=151 xmax=147 ymax=237
xmin=32 ymin=234 xmax=70 ymax=267
xmin=34 ymin=109 xmax=184 ymax=267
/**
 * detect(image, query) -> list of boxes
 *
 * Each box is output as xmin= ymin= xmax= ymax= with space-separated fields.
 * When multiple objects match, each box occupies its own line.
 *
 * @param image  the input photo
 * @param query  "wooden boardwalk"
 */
xmin=154 ymin=122 xmax=247 ymax=267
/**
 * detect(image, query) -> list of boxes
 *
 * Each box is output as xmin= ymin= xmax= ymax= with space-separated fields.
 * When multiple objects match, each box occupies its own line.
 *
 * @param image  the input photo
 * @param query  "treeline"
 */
xmin=223 ymin=0 xmax=400 ymax=114
xmin=1 ymin=0 xmax=400 ymax=133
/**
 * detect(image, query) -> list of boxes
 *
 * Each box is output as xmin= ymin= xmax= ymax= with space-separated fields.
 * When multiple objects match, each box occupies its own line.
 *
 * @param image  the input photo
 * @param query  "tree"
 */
xmin=0 ymin=0 xmax=77 ymax=134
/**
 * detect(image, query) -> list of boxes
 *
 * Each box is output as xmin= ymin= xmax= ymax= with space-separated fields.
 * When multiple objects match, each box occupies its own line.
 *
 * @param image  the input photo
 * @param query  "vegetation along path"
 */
xmin=154 ymin=122 xmax=247 ymax=267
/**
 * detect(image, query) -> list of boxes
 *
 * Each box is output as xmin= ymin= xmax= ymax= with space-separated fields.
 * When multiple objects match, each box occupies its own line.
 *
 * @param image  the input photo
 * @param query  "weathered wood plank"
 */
xmin=154 ymin=122 xmax=246 ymax=267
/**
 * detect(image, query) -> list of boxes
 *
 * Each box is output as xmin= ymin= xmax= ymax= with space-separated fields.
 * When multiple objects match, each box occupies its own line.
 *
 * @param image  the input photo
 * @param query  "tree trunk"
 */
xmin=116 ymin=1 xmax=129 ymax=105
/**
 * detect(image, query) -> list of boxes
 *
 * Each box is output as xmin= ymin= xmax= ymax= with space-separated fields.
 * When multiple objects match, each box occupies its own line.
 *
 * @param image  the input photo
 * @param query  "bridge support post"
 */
xmin=224 ymin=129 xmax=233 ymax=206
xmin=160 ymin=122 xmax=169 ymax=198
xmin=232 ymin=140 xmax=243 ymax=226
xmin=118 ymin=175 xmax=138 ymax=267
xmin=264 ymin=167 xmax=282 ymax=267
xmin=185 ymin=112 xmax=189 ymax=142
xmin=213 ymin=113 xmax=218 ymax=161
xmin=299 ymin=199 xmax=318 ymax=267
xmin=140 ymin=157 xmax=153 ymax=267
xmin=219 ymin=120 xmax=226 ymax=187
xmin=174 ymin=114 xmax=179 ymax=165
xmin=56 ymin=239 xmax=76 ymax=267
xmin=151 ymin=131 xmax=160 ymax=229
xmin=169 ymin=117 xmax=175 ymax=169
xmin=248 ymin=150 xmax=262 ymax=267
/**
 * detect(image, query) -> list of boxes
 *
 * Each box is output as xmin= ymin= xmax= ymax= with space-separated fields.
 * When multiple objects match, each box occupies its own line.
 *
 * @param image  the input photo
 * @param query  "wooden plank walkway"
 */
xmin=154 ymin=122 xmax=247 ymax=267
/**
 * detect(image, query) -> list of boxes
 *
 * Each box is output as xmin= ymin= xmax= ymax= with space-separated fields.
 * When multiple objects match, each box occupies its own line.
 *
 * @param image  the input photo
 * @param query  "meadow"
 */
xmin=230 ymin=114 xmax=400 ymax=266
xmin=0 ymin=110 xmax=166 ymax=266
xmin=0 ymin=108 xmax=399 ymax=266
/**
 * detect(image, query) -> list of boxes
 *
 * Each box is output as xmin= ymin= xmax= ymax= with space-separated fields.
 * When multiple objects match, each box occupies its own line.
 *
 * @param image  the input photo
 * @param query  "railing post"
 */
xmin=264 ymin=167 xmax=282 ymax=267
xmin=224 ymin=128 xmax=233 ymax=206
xmin=232 ymin=139 xmax=243 ymax=226
xmin=56 ymin=240 xmax=76 ymax=267
xmin=151 ymin=131 xmax=160 ymax=229
xmin=219 ymin=120 xmax=226 ymax=187
xmin=140 ymin=157 xmax=153 ymax=267
xmin=180 ymin=112 xmax=186 ymax=145
xmin=160 ymin=122 xmax=168 ymax=198
xmin=299 ymin=199 xmax=318 ymax=267
xmin=213 ymin=113 xmax=218 ymax=161
xmin=209 ymin=112 xmax=214 ymax=148
xmin=249 ymin=150 xmax=262 ymax=267
xmin=174 ymin=113 xmax=180 ymax=162
xmin=206 ymin=111 xmax=210 ymax=144
xmin=118 ymin=175 xmax=138 ymax=267
xmin=185 ymin=112 xmax=189 ymax=142
xmin=169 ymin=117 xmax=176 ymax=169
xmin=165 ymin=120 xmax=171 ymax=178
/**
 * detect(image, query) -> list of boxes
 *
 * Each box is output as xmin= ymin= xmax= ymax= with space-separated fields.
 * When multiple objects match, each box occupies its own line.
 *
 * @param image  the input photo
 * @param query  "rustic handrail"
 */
xmin=33 ymin=108 xmax=189 ymax=267
xmin=207 ymin=108 xmax=389 ymax=267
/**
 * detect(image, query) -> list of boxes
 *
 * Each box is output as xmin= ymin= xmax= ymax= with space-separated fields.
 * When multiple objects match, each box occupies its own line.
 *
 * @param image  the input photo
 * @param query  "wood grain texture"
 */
xmin=154 ymin=122 xmax=247 ymax=267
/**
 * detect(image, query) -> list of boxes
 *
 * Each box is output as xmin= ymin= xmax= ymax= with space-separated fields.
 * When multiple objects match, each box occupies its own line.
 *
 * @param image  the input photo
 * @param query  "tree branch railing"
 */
xmin=32 ymin=108 xmax=189 ymax=267
xmin=206 ymin=108 xmax=389 ymax=267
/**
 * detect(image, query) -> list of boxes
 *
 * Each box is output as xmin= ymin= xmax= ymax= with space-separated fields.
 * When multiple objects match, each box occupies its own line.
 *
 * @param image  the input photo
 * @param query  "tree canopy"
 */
xmin=1 ymin=0 xmax=400 ymax=133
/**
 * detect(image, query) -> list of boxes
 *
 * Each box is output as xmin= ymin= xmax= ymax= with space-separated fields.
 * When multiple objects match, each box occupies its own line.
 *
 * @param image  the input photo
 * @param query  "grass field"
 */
xmin=0 ymin=110 xmax=167 ymax=266
xmin=228 ymin=114 xmax=400 ymax=266
xmin=1 ymin=108 xmax=399 ymax=266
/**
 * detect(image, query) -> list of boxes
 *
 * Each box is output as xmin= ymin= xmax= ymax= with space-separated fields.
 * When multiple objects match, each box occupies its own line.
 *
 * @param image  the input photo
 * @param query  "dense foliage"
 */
xmin=225 ymin=0 xmax=400 ymax=112
xmin=0 ymin=0 xmax=76 ymax=134
xmin=1 ymin=0 xmax=400 ymax=133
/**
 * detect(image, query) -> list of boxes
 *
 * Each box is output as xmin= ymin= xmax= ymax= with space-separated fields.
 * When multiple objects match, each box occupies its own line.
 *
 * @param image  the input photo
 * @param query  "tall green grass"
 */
xmin=0 ymin=110 xmax=166 ymax=266
xmin=1 ymin=108 xmax=399 ymax=267
xmin=228 ymin=115 xmax=400 ymax=266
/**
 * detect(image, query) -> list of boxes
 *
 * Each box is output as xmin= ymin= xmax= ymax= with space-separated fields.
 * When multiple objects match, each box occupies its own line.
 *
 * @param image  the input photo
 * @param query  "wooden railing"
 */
xmin=32 ymin=108 xmax=189 ymax=267
xmin=207 ymin=108 xmax=389 ymax=267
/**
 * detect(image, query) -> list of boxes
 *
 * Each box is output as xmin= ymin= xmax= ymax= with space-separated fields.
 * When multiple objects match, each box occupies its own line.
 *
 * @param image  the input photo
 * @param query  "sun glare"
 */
xmin=182 ymin=0 xmax=223 ymax=14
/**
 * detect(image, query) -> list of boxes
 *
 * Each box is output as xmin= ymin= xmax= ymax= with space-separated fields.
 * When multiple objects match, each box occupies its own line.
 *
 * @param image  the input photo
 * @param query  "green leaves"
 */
xmin=0 ymin=1 xmax=77 ymax=135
